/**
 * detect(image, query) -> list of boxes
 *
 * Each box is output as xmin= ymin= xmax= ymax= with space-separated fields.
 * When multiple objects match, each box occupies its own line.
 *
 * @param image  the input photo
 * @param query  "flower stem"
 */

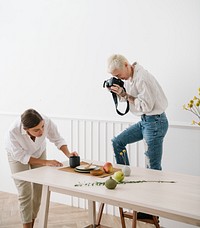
xmin=74 ymin=180 xmax=175 ymax=187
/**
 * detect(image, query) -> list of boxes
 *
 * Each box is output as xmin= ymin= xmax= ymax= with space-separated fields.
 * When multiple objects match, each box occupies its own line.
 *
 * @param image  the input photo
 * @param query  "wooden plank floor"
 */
xmin=0 ymin=191 xmax=132 ymax=228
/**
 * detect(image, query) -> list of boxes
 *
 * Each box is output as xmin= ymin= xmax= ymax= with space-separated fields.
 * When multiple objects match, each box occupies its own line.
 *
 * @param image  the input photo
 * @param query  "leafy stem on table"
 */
xmin=74 ymin=180 xmax=176 ymax=187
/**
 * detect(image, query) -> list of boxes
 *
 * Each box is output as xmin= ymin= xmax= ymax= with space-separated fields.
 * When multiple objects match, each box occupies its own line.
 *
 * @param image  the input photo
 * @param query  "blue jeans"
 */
xmin=112 ymin=113 xmax=168 ymax=170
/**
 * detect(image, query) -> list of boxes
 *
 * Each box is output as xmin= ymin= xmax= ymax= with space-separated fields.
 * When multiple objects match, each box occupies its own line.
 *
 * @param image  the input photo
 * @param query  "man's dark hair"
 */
xmin=21 ymin=109 xmax=43 ymax=129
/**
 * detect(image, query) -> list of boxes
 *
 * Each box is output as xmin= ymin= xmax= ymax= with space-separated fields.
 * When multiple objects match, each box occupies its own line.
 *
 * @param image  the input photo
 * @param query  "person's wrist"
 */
xmin=120 ymin=89 xmax=126 ymax=97
xmin=65 ymin=152 xmax=70 ymax=158
xmin=120 ymin=91 xmax=129 ymax=100
xmin=43 ymin=160 xmax=48 ymax=166
xmin=124 ymin=93 xmax=129 ymax=100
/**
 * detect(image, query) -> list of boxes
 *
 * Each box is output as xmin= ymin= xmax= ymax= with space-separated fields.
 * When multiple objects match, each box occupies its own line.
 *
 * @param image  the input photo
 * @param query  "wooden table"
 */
xmin=12 ymin=161 xmax=200 ymax=227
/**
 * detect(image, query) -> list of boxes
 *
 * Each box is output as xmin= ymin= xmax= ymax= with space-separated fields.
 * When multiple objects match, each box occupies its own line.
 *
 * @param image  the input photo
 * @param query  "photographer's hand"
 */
xmin=111 ymin=84 xmax=126 ymax=96
xmin=111 ymin=84 xmax=135 ymax=104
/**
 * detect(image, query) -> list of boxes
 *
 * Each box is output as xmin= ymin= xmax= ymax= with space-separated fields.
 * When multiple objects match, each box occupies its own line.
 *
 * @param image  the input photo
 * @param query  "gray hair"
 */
xmin=107 ymin=54 xmax=129 ymax=73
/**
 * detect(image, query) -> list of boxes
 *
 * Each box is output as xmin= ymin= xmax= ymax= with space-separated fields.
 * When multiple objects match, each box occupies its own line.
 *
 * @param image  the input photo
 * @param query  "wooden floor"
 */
xmin=0 ymin=191 xmax=133 ymax=228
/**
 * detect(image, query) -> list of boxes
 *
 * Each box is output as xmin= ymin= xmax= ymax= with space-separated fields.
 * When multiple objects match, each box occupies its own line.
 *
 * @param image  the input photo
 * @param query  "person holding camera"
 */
xmin=5 ymin=108 xmax=78 ymax=228
xmin=105 ymin=54 xmax=168 ymax=220
xmin=105 ymin=54 xmax=168 ymax=170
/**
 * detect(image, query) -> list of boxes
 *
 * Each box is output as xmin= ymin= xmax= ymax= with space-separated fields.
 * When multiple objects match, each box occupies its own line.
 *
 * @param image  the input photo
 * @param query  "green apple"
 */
xmin=113 ymin=171 xmax=124 ymax=182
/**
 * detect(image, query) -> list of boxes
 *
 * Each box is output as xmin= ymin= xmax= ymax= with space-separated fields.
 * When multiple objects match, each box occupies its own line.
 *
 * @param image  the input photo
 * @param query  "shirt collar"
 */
xmin=130 ymin=63 xmax=140 ymax=83
xmin=21 ymin=124 xmax=28 ymax=135
xmin=128 ymin=62 xmax=138 ymax=84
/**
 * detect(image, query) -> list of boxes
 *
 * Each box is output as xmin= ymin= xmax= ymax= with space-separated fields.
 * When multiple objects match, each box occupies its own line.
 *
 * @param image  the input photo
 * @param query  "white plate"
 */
xmin=75 ymin=166 xmax=100 ymax=173
xmin=75 ymin=165 xmax=98 ymax=171
xmin=74 ymin=168 xmax=91 ymax=173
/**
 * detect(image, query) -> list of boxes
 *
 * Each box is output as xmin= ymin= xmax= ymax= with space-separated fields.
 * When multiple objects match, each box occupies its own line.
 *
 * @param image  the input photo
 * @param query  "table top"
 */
xmin=12 ymin=161 xmax=200 ymax=226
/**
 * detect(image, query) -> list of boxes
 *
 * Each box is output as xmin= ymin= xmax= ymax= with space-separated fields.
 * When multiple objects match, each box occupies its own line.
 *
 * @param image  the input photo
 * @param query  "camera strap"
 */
xmin=111 ymin=90 xmax=129 ymax=116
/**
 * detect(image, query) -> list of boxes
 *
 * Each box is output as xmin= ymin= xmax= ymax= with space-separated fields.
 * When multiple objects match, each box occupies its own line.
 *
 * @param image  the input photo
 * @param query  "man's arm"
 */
xmin=29 ymin=157 xmax=63 ymax=166
xmin=59 ymin=145 xmax=79 ymax=157
xmin=121 ymin=91 xmax=136 ymax=104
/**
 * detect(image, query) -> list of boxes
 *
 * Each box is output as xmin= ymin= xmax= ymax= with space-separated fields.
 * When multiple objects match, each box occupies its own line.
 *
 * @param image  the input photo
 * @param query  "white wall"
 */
xmin=0 ymin=0 xmax=200 ymax=122
xmin=0 ymin=1 xmax=200 ymax=228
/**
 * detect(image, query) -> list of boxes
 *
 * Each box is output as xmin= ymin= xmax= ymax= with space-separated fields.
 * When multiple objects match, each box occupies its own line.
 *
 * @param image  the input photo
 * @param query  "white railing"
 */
xmin=47 ymin=117 xmax=141 ymax=216
xmin=65 ymin=118 xmax=139 ymax=166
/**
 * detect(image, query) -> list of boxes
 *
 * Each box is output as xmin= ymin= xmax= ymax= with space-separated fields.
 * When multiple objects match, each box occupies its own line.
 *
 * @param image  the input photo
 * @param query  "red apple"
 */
xmin=103 ymin=162 xmax=113 ymax=173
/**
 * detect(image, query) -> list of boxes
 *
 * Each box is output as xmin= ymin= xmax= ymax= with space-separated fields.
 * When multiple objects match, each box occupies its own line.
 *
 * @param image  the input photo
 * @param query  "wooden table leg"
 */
xmin=88 ymin=200 xmax=96 ymax=227
xmin=119 ymin=207 xmax=126 ymax=228
xmin=132 ymin=211 xmax=137 ymax=228
xmin=38 ymin=185 xmax=51 ymax=228
xmin=96 ymin=203 xmax=105 ymax=226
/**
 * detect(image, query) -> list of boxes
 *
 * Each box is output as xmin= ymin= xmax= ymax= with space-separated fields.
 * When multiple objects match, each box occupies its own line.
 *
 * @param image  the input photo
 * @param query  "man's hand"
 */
xmin=29 ymin=157 xmax=63 ymax=166
xmin=69 ymin=151 xmax=79 ymax=157
xmin=111 ymin=84 xmax=126 ymax=96
xmin=45 ymin=160 xmax=63 ymax=167
xmin=60 ymin=145 xmax=79 ymax=158
xmin=110 ymin=84 xmax=135 ymax=104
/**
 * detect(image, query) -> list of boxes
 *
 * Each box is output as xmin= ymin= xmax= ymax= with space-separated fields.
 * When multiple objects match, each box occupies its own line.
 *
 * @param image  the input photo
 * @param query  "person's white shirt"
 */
xmin=122 ymin=63 xmax=168 ymax=116
xmin=5 ymin=115 xmax=66 ymax=164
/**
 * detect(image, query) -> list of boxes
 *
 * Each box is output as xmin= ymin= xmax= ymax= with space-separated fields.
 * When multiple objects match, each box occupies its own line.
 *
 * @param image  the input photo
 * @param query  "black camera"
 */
xmin=103 ymin=77 xmax=129 ymax=116
xmin=103 ymin=77 xmax=124 ymax=88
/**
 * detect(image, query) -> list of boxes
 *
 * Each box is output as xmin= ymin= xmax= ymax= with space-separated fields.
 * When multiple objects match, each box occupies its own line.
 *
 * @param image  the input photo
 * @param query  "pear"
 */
xmin=105 ymin=177 xmax=117 ymax=189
